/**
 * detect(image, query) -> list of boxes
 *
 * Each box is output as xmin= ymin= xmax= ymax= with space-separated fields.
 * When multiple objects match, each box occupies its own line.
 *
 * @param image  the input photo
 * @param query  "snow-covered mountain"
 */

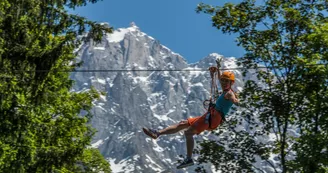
xmin=70 ymin=22 xmax=256 ymax=173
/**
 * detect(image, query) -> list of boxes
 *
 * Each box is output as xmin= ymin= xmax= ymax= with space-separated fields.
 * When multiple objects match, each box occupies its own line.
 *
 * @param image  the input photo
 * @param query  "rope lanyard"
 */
xmin=203 ymin=67 xmax=219 ymax=109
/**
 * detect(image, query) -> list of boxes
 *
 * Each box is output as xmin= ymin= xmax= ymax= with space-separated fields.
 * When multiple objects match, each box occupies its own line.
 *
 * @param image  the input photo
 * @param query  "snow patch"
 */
xmin=106 ymin=28 xmax=130 ymax=43
xmin=95 ymin=105 xmax=107 ymax=112
xmin=110 ymin=108 xmax=116 ymax=113
xmin=97 ymin=78 xmax=106 ymax=85
xmin=152 ymin=140 xmax=164 ymax=152
xmin=91 ymin=139 xmax=104 ymax=148
xmin=183 ymin=67 xmax=206 ymax=78
xmin=152 ymin=109 xmax=175 ymax=122
xmin=94 ymin=47 xmax=105 ymax=50
xmin=145 ymin=154 xmax=163 ymax=172
xmin=91 ymin=137 xmax=109 ymax=148
xmin=134 ymin=76 xmax=149 ymax=84
xmin=193 ymin=82 xmax=204 ymax=87
xmin=147 ymin=35 xmax=155 ymax=40
xmin=148 ymin=55 xmax=156 ymax=67
xmin=108 ymin=158 xmax=135 ymax=173
xmin=100 ymin=94 xmax=107 ymax=102
xmin=118 ymin=132 xmax=135 ymax=142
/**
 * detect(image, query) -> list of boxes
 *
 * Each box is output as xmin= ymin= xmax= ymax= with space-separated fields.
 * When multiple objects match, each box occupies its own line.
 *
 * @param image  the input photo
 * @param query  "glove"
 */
xmin=215 ymin=57 xmax=222 ymax=68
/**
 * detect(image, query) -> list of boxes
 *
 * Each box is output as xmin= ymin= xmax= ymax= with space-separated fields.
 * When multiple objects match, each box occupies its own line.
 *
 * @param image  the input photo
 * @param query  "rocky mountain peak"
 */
xmin=70 ymin=24 xmax=261 ymax=173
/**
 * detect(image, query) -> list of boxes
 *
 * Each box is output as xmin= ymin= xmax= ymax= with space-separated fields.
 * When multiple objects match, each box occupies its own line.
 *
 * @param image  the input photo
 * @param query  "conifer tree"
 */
xmin=0 ymin=0 xmax=112 ymax=172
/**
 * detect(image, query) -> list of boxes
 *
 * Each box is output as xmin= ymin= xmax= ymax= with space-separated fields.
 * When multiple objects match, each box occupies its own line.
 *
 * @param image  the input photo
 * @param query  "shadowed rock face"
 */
xmin=71 ymin=24 xmax=248 ymax=173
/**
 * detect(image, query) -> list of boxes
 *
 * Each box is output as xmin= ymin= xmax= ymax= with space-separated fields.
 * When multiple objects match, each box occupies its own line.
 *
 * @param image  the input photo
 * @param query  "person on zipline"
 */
xmin=143 ymin=62 xmax=239 ymax=169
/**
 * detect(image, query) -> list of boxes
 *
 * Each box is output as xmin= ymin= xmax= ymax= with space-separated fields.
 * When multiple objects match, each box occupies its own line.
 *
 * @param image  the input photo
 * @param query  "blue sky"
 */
xmin=71 ymin=0 xmax=245 ymax=63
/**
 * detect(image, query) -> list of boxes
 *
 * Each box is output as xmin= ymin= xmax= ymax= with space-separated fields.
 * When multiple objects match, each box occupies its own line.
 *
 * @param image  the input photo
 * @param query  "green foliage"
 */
xmin=0 ymin=0 xmax=112 ymax=172
xmin=54 ymin=148 xmax=111 ymax=173
xmin=196 ymin=0 xmax=328 ymax=172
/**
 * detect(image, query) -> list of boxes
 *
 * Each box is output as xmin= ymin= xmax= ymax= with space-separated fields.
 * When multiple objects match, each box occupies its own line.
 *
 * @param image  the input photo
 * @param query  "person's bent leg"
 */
xmin=184 ymin=126 xmax=198 ymax=159
xmin=158 ymin=120 xmax=189 ymax=135
xmin=176 ymin=126 xmax=198 ymax=169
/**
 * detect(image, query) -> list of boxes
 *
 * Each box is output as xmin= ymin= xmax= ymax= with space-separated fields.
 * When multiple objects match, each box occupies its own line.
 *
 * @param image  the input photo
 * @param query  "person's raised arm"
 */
xmin=216 ymin=58 xmax=222 ymax=81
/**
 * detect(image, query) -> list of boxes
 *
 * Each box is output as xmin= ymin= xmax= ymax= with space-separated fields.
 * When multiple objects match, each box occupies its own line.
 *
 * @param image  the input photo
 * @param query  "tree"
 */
xmin=0 ymin=0 xmax=112 ymax=172
xmin=195 ymin=0 xmax=328 ymax=172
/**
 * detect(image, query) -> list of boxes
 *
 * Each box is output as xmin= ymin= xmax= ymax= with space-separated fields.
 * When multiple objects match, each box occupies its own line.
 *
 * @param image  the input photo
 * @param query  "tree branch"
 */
xmin=265 ymin=158 xmax=279 ymax=173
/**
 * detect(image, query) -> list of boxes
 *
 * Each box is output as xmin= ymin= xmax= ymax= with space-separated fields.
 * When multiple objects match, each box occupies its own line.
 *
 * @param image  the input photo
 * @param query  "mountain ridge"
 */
xmin=71 ymin=23 xmax=250 ymax=173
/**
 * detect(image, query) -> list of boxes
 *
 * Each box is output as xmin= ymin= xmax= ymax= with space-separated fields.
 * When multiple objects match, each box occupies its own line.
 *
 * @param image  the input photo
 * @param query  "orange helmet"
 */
xmin=220 ymin=71 xmax=235 ymax=81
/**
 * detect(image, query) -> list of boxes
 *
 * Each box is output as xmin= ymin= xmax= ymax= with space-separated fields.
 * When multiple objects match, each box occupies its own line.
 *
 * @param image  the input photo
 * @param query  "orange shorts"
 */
xmin=187 ymin=107 xmax=224 ymax=134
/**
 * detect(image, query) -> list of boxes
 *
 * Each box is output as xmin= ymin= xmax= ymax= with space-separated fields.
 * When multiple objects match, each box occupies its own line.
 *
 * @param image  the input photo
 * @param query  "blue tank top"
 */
xmin=215 ymin=92 xmax=233 ymax=117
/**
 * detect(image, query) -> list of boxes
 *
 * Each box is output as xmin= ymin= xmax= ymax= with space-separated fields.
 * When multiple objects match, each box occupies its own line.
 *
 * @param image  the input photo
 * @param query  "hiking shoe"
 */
xmin=176 ymin=158 xmax=194 ymax=169
xmin=142 ymin=127 xmax=159 ymax=139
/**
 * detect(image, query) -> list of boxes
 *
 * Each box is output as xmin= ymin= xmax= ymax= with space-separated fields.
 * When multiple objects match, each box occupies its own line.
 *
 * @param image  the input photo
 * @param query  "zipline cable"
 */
xmin=2 ymin=63 xmax=326 ymax=73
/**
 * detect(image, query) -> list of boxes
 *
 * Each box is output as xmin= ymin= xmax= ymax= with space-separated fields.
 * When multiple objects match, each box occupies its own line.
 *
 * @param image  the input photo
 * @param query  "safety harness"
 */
xmin=203 ymin=57 xmax=240 ymax=128
xmin=203 ymin=65 xmax=225 ymax=128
